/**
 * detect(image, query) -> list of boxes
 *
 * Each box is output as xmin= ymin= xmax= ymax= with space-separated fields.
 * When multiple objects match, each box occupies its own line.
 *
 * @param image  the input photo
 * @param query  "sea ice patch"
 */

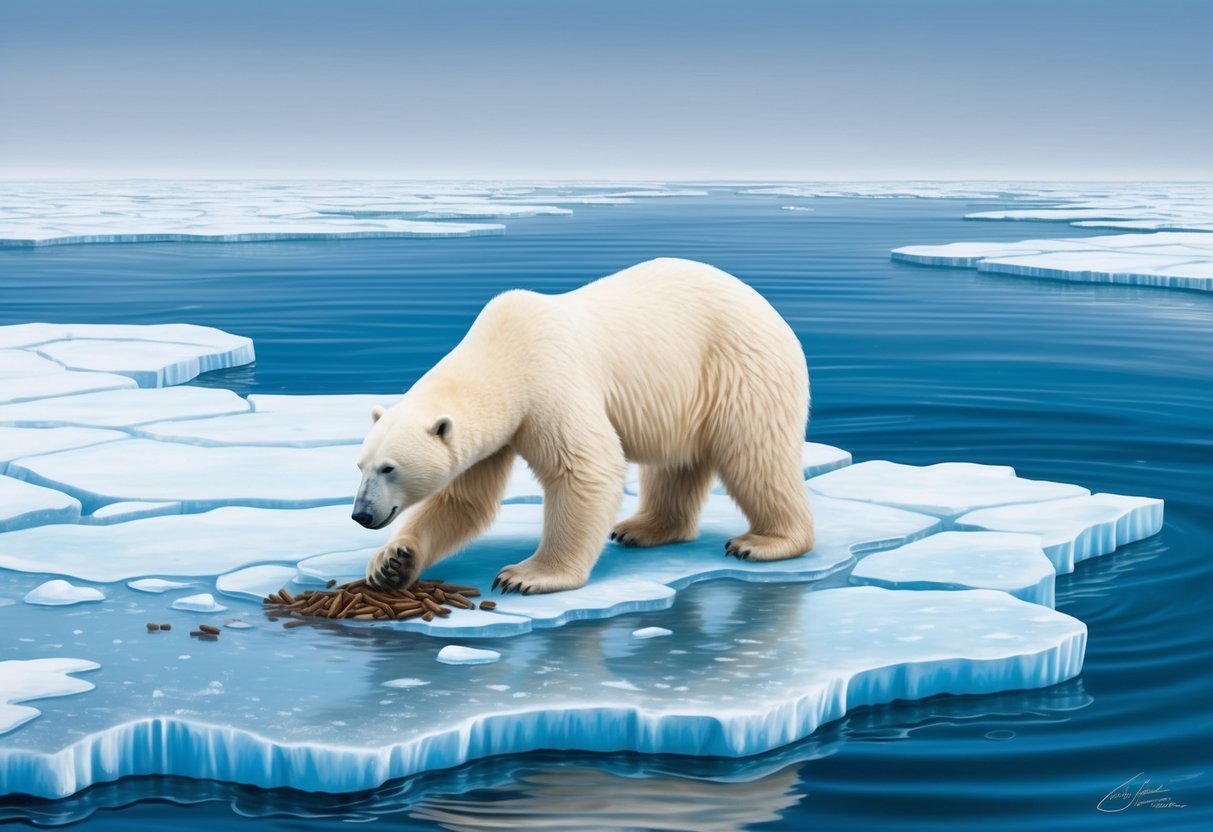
xmin=171 ymin=593 xmax=228 ymax=613
xmin=954 ymin=493 xmax=1164 ymax=574
xmin=633 ymin=627 xmax=673 ymax=639
xmin=0 ymin=386 xmax=250 ymax=429
xmin=127 ymin=578 xmax=195 ymax=594
xmin=0 ymin=426 xmax=127 ymax=469
xmin=809 ymin=461 xmax=1088 ymax=523
xmin=8 ymin=439 xmax=357 ymax=511
xmin=436 ymin=646 xmax=501 ymax=665
xmin=0 ymin=658 xmax=100 ymax=735
xmin=23 ymin=580 xmax=105 ymax=607
xmin=850 ymin=531 xmax=1056 ymax=607
xmin=0 ymin=476 xmax=81 ymax=531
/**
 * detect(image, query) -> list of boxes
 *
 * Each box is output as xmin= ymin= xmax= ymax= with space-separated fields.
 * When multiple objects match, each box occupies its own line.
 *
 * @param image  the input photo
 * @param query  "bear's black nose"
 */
xmin=351 ymin=512 xmax=374 ymax=527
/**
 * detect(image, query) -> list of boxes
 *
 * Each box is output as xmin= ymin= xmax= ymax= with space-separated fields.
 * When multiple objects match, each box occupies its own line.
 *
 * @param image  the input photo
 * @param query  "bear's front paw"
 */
xmin=365 ymin=544 xmax=419 ymax=591
xmin=493 ymin=556 xmax=588 ymax=595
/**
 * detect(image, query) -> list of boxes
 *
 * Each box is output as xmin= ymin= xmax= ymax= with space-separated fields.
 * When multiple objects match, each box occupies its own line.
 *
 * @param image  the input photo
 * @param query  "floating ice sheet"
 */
xmin=0 ymin=658 xmax=99 ymax=735
xmin=127 ymin=578 xmax=195 ymax=594
xmin=437 ymin=646 xmax=501 ymax=665
xmin=8 ymin=439 xmax=356 ymax=511
xmin=0 ymin=372 xmax=136 ymax=406
xmin=23 ymin=580 xmax=105 ymax=607
xmin=0 ymin=426 xmax=127 ymax=469
xmin=0 ymin=587 xmax=1085 ymax=798
xmin=809 ymin=461 xmax=1087 ymax=522
xmin=0 ymin=387 xmax=250 ymax=429
xmin=170 ymin=593 xmax=228 ymax=613
xmin=954 ymin=493 xmax=1164 ymax=574
xmin=850 ymin=531 xmax=1056 ymax=607
xmin=0 ymin=476 xmax=80 ymax=532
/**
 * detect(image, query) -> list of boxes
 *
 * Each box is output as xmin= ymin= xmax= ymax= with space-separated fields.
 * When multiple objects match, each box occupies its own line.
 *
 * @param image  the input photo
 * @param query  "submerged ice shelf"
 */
xmin=0 ymin=322 xmax=1164 ymax=799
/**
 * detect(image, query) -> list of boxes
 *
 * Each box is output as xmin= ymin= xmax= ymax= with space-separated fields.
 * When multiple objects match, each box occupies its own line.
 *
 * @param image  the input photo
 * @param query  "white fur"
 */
xmin=355 ymin=257 xmax=815 ymax=593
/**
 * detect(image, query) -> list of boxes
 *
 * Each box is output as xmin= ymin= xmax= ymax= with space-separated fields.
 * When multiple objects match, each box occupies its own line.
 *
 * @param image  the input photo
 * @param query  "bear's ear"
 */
xmin=371 ymin=405 xmax=387 ymax=424
xmin=429 ymin=415 xmax=453 ymax=441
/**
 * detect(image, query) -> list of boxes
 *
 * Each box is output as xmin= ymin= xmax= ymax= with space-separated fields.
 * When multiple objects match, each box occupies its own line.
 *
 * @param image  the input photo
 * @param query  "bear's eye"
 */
xmin=380 ymin=465 xmax=395 ymax=475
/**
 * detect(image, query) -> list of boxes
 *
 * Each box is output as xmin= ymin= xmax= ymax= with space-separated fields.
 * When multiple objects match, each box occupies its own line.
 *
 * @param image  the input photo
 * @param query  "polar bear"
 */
xmin=352 ymin=257 xmax=815 ymax=594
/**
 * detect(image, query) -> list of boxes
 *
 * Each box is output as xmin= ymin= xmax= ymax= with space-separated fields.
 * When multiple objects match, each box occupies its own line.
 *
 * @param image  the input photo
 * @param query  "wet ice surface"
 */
xmin=0 ymin=181 xmax=708 ymax=247
xmin=0 ymin=323 xmax=1164 ymax=798
xmin=871 ymin=182 xmax=1213 ymax=292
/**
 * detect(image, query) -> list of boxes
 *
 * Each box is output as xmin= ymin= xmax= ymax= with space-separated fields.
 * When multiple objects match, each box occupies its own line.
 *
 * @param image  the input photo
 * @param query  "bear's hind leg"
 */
xmin=612 ymin=460 xmax=713 ymax=547
xmin=716 ymin=444 xmax=815 ymax=562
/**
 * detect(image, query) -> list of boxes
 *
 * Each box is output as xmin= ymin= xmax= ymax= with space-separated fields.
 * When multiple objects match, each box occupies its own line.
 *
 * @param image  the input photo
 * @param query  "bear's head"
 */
xmin=351 ymin=403 xmax=455 ymax=529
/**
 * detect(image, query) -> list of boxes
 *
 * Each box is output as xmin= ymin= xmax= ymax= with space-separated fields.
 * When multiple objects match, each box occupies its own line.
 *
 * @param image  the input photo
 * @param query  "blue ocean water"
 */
xmin=0 ymin=193 xmax=1210 ymax=830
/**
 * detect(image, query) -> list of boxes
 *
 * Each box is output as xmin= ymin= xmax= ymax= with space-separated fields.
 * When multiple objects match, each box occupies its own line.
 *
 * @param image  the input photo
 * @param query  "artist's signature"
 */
xmin=1097 ymin=772 xmax=1188 ymax=812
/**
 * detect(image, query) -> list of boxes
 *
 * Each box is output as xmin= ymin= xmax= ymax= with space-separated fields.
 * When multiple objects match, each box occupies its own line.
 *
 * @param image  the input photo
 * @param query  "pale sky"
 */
xmin=1 ymin=0 xmax=1210 ymax=180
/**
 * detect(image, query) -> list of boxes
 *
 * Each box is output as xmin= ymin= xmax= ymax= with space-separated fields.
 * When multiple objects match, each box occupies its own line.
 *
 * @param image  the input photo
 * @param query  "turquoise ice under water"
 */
xmin=0 ymin=190 xmax=1209 ymax=829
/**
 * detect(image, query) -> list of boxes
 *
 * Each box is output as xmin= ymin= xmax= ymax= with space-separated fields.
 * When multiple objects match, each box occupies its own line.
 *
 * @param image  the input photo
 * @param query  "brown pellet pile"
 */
xmin=263 ymin=578 xmax=482 ymax=622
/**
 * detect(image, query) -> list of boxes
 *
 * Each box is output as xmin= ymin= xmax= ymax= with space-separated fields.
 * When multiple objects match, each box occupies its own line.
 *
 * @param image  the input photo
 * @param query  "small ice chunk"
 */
xmin=127 ymin=578 xmax=195 ymax=593
xmin=382 ymin=678 xmax=430 ymax=689
xmin=601 ymin=680 xmax=642 ymax=691
xmin=632 ymin=627 xmax=673 ymax=639
xmin=224 ymin=620 xmax=253 ymax=630
xmin=24 ymin=580 xmax=105 ymax=606
xmin=171 ymin=593 xmax=228 ymax=613
xmin=0 ymin=657 xmax=100 ymax=734
xmin=436 ymin=646 xmax=500 ymax=665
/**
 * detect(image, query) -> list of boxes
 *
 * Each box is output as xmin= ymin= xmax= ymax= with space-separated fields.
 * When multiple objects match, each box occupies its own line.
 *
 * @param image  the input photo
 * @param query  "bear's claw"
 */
xmin=724 ymin=540 xmax=753 ymax=560
xmin=366 ymin=545 xmax=416 ymax=591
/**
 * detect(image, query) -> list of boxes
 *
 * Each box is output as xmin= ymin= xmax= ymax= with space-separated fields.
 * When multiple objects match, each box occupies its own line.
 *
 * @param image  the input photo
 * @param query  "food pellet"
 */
xmin=198 ymin=624 xmax=221 ymax=635
xmin=283 ymin=619 xmax=306 ymax=629
xmin=159 ymin=623 xmax=172 ymax=631
xmin=146 ymin=622 xmax=160 ymax=632
xmin=262 ymin=577 xmax=481 ymax=623
xmin=479 ymin=600 xmax=497 ymax=610
xmin=189 ymin=630 xmax=217 ymax=641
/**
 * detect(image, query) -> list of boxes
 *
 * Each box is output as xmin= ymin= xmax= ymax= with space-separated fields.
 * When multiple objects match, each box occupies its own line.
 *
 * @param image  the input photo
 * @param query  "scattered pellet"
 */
xmin=325 ymin=579 xmax=337 ymax=589
xmin=146 ymin=622 xmax=160 ymax=632
xmin=422 ymin=611 xmax=435 ymax=622
xmin=159 ymin=623 xmax=172 ymax=631
xmin=189 ymin=630 xmax=217 ymax=641
xmin=198 ymin=624 xmax=221 ymax=635
xmin=479 ymin=600 xmax=497 ymax=611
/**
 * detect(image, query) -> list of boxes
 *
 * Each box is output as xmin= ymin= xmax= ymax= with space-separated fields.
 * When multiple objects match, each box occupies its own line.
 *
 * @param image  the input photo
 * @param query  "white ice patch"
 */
xmin=0 ymin=505 xmax=383 ymax=581
xmin=0 ymin=476 xmax=81 ymax=531
xmin=0 ymin=386 xmax=250 ymax=429
xmin=0 ymin=658 xmax=99 ymax=734
xmin=954 ymin=493 xmax=1164 ymax=574
xmin=23 ymin=580 xmax=105 ymax=607
xmin=0 ymin=426 xmax=127 ymax=469
xmin=0 ymin=372 xmax=136 ymax=406
xmin=127 ymin=578 xmax=195 ymax=594
xmin=437 ymin=646 xmax=501 ymax=666
xmin=8 ymin=439 xmax=356 ymax=511
xmin=632 ymin=627 xmax=673 ymax=639
xmin=171 ymin=593 xmax=228 ymax=613
xmin=809 ymin=461 xmax=1087 ymax=522
xmin=850 ymin=531 xmax=1056 ymax=607
xmin=383 ymin=678 xmax=430 ymax=689
xmin=215 ymin=565 xmax=299 ymax=601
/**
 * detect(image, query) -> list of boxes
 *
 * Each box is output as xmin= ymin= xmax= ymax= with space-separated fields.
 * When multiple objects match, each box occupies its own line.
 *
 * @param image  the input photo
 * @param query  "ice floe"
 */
xmin=808 ymin=461 xmax=1087 ymax=522
xmin=850 ymin=531 xmax=1056 ymax=607
xmin=0 ymin=321 xmax=1167 ymax=800
xmin=171 ymin=593 xmax=228 ymax=613
xmin=0 ymin=476 xmax=80 ymax=531
xmin=0 ymin=587 xmax=1085 ymax=798
xmin=8 ymin=438 xmax=357 ymax=511
xmin=0 ymin=426 xmax=127 ymax=469
xmin=0 ymin=386 xmax=250 ymax=429
xmin=955 ymin=493 xmax=1164 ymax=574
xmin=23 ymin=580 xmax=105 ymax=607
xmin=892 ymin=232 xmax=1213 ymax=292
xmin=437 ymin=646 xmax=501 ymax=665
xmin=127 ymin=578 xmax=195 ymax=594
xmin=0 ymin=658 xmax=99 ymax=735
